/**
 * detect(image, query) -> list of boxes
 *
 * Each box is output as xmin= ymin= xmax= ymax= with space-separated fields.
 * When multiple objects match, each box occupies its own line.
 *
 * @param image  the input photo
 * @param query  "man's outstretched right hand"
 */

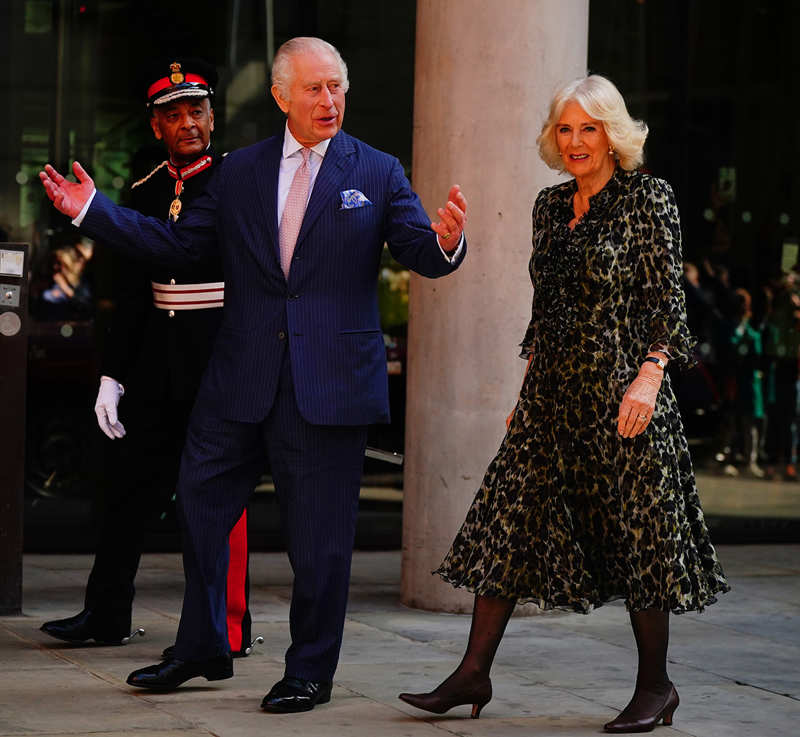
xmin=39 ymin=161 xmax=95 ymax=219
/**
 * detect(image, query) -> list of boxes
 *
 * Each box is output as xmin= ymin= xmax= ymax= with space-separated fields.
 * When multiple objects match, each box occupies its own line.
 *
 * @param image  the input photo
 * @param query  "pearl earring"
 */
xmin=608 ymin=146 xmax=614 ymax=156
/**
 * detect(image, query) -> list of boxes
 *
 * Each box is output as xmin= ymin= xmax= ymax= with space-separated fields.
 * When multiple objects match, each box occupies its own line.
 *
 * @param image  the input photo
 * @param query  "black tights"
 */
xmin=435 ymin=594 xmax=516 ymax=691
xmin=617 ymin=608 xmax=672 ymax=718
xmin=431 ymin=598 xmax=670 ymax=719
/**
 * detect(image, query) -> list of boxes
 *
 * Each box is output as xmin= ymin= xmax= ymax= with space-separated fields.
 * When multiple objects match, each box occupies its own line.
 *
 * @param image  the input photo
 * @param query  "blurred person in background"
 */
xmin=718 ymin=288 xmax=765 ymax=477
xmin=760 ymin=271 xmax=800 ymax=480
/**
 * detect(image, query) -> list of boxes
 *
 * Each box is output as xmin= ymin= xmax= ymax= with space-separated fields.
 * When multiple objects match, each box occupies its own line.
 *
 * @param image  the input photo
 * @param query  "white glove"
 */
xmin=95 ymin=376 xmax=126 ymax=439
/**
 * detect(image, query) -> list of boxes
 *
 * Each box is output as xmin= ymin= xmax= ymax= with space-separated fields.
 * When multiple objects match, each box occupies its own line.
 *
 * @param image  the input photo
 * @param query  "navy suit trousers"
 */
xmin=173 ymin=348 xmax=367 ymax=681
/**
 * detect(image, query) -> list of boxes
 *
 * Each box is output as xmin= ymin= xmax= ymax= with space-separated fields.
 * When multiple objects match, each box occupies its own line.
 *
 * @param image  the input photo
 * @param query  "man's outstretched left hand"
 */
xmin=431 ymin=184 xmax=467 ymax=252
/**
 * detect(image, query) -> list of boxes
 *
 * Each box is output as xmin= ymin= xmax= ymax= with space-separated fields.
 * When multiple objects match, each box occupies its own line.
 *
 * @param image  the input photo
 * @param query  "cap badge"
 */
xmin=169 ymin=62 xmax=185 ymax=85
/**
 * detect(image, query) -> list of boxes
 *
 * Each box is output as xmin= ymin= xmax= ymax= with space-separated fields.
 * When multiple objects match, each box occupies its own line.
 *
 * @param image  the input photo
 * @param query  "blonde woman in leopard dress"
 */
xmin=399 ymin=75 xmax=729 ymax=734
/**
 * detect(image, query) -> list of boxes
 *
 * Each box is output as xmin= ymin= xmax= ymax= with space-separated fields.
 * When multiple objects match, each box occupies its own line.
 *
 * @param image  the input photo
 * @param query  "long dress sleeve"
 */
xmin=519 ymin=190 xmax=548 ymax=359
xmin=633 ymin=177 xmax=697 ymax=370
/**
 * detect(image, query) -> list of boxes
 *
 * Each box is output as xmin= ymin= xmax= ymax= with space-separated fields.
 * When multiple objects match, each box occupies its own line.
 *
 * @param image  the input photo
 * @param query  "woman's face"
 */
xmin=555 ymin=100 xmax=614 ymax=183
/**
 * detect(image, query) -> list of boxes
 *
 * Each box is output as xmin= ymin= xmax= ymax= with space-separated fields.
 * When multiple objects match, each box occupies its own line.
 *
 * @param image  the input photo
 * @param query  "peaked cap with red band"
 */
xmin=146 ymin=57 xmax=218 ymax=108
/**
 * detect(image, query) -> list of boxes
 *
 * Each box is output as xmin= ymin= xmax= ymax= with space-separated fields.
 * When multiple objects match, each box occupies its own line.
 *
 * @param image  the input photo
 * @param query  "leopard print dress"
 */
xmin=435 ymin=168 xmax=730 ymax=614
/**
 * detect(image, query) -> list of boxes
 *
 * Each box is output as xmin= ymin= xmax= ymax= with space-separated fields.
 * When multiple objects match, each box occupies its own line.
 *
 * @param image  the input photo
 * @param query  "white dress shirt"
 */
xmin=277 ymin=125 xmax=329 ymax=224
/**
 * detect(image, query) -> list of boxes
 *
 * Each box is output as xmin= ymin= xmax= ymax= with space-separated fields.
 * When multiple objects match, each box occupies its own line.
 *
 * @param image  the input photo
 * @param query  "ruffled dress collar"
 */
xmin=555 ymin=166 xmax=632 ymax=233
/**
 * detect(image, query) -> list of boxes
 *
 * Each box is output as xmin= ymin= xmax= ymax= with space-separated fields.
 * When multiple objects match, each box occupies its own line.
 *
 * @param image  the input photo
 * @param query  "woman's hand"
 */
xmin=618 ymin=363 xmax=663 ymax=438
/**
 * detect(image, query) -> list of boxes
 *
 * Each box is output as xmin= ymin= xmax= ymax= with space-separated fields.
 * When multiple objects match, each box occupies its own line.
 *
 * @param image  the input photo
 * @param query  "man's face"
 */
xmin=150 ymin=98 xmax=214 ymax=165
xmin=271 ymin=51 xmax=346 ymax=147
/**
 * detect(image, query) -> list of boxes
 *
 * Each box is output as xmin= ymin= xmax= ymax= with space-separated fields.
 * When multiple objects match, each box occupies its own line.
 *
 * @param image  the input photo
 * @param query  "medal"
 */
xmin=165 ymin=156 xmax=211 ymax=222
xmin=169 ymin=179 xmax=184 ymax=221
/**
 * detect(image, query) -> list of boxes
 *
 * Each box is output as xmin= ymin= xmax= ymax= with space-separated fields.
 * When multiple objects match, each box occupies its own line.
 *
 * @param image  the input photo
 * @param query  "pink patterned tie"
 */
xmin=279 ymin=147 xmax=311 ymax=278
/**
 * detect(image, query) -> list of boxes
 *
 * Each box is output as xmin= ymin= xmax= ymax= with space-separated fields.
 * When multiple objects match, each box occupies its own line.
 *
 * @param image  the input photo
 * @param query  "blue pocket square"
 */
xmin=340 ymin=189 xmax=372 ymax=209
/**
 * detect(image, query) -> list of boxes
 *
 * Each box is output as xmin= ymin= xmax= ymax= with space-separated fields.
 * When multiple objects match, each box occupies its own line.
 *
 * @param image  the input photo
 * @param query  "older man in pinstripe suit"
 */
xmin=40 ymin=36 xmax=466 ymax=711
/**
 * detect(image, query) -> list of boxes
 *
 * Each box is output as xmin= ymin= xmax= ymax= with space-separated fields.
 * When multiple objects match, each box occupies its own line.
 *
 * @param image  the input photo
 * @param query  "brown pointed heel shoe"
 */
xmin=398 ymin=678 xmax=492 ymax=719
xmin=603 ymin=684 xmax=679 ymax=733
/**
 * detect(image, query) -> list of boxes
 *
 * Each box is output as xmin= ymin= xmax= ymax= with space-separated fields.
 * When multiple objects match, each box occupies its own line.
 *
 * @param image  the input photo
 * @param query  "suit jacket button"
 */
xmin=278 ymin=330 xmax=286 ymax=340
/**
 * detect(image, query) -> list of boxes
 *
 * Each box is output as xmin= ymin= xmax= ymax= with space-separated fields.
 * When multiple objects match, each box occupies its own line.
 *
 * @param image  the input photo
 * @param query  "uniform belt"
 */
xmin=151 ymin=281 xmax=224 ymax=310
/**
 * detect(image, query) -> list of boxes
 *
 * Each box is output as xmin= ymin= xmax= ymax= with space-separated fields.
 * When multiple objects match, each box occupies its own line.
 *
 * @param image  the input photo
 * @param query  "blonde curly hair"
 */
xmin=537 ymin=75 xmax=648 ymax=172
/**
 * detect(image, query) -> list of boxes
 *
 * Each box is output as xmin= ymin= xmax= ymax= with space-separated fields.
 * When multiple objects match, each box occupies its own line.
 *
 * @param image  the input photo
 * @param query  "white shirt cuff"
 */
xmin=71 ymin=188 xmax=97 ymax=226
xmin=438 ymin=232 xmax=465 ymax=263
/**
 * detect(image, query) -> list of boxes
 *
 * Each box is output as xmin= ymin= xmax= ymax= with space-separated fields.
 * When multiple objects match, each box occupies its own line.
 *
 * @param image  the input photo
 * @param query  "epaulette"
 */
xmin=131 ymin=160 xmax=169 ymax=189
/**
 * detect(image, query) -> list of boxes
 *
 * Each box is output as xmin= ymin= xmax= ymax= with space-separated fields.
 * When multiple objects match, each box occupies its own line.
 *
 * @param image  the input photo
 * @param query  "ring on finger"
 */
xmin=441 ymin=232 xmax=451 ymax=239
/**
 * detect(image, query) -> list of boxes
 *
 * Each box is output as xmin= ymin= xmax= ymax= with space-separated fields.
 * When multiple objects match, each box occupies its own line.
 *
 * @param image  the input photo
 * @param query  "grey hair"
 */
xmin=537 ymin=75 xmax=648 ymax=172
xmin=271 ymin=37 xmax=350 ymax=99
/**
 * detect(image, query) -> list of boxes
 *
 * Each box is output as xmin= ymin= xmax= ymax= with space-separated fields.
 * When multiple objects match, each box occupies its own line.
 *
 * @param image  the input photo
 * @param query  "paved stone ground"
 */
xmin=1 ymin=545 xmax=798 ymax=736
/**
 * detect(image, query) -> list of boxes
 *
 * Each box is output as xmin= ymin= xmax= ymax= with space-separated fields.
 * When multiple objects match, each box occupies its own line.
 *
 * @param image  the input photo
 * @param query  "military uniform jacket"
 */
xmin=101 ymin=149 xmax=223 ymax=402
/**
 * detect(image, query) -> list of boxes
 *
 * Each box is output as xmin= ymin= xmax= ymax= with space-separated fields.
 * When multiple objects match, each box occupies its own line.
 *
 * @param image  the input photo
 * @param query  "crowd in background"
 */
xmin=681 ymin=259 xmax=800 ymax=480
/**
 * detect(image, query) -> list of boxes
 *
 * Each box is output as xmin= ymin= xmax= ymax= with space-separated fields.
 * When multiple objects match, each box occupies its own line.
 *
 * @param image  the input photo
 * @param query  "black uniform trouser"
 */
xmin=85 ymin=395 xmax=195 ymax=631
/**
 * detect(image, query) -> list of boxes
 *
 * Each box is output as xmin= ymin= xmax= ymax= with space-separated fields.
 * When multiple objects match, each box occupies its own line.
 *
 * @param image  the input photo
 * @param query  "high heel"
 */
xmin=603 ymin=684 xmax=679 ymax=733
xmin=398 ymin=677 xmax=492 ymax=718
xmin=400 ymin=595 xmax=513 ymax=720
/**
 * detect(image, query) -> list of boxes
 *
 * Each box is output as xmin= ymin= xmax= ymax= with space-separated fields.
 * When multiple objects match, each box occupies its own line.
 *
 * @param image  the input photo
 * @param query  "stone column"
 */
xmin=402 ymin=0 xmax=589 ymax=612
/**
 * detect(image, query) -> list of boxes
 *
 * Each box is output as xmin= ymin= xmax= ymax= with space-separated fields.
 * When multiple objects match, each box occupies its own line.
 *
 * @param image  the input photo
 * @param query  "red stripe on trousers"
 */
xmin=226 ymin=509 xmax=248 ymax=652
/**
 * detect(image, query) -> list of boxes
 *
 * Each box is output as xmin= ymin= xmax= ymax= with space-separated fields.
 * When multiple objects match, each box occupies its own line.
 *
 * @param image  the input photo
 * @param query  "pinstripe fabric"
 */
xmin=78 ymin=129 xmax=466 ymax=679
xmin=264 ymin=353 xmax=366 ymax=680
xmin=81 ymin=130 xmax=466 ymax=425
xmin=173 ymin=352 xmax=365 ymax=679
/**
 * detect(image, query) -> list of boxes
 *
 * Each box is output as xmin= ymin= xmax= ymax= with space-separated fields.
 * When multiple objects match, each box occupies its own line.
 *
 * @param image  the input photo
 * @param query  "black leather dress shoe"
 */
xmin=40 ymin=609 xmax=130 ymax=646
xmin=127 ymin=655 xmax=233 ymax=690
xmin=261 ymin=676 xmax=332 ymax=713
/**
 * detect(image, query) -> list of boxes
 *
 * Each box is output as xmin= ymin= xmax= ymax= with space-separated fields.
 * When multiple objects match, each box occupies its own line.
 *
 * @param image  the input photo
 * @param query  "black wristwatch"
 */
xmin=643 ymin=356 xmax=666 ymax=370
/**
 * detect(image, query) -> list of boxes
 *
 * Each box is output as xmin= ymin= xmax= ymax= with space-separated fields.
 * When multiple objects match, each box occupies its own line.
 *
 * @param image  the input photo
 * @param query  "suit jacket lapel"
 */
xmin=294 ymin=132 xmax=356 ymax=252
xmin=253 ymin=136 xmax=283 ymax=271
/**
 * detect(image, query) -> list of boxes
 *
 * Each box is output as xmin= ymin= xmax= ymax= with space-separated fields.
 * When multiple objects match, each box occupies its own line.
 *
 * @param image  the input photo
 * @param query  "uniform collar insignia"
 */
xmin=166 ymin=154 xmax=213 ymax=181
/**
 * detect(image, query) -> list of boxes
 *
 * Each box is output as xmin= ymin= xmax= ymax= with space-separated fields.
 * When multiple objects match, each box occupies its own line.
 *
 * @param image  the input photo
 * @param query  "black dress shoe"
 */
xmin=261 ymin=676 xmax=332 ymax=713
xmin=40 ymin=609 xmax=130 ymax=646
xmin=127 ymin=655 xmax=233 ymax=690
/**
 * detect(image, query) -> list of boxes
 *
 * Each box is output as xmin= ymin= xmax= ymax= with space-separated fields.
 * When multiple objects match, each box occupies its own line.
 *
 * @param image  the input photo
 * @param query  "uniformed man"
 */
xmin=41 ymin=59 xmax=256 ymax=658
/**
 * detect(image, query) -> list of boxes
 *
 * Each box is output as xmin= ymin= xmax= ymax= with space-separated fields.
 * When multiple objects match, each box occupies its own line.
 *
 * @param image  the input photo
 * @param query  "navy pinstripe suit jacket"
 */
xmin=81 ymin=130 xmax=466 ymax=425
